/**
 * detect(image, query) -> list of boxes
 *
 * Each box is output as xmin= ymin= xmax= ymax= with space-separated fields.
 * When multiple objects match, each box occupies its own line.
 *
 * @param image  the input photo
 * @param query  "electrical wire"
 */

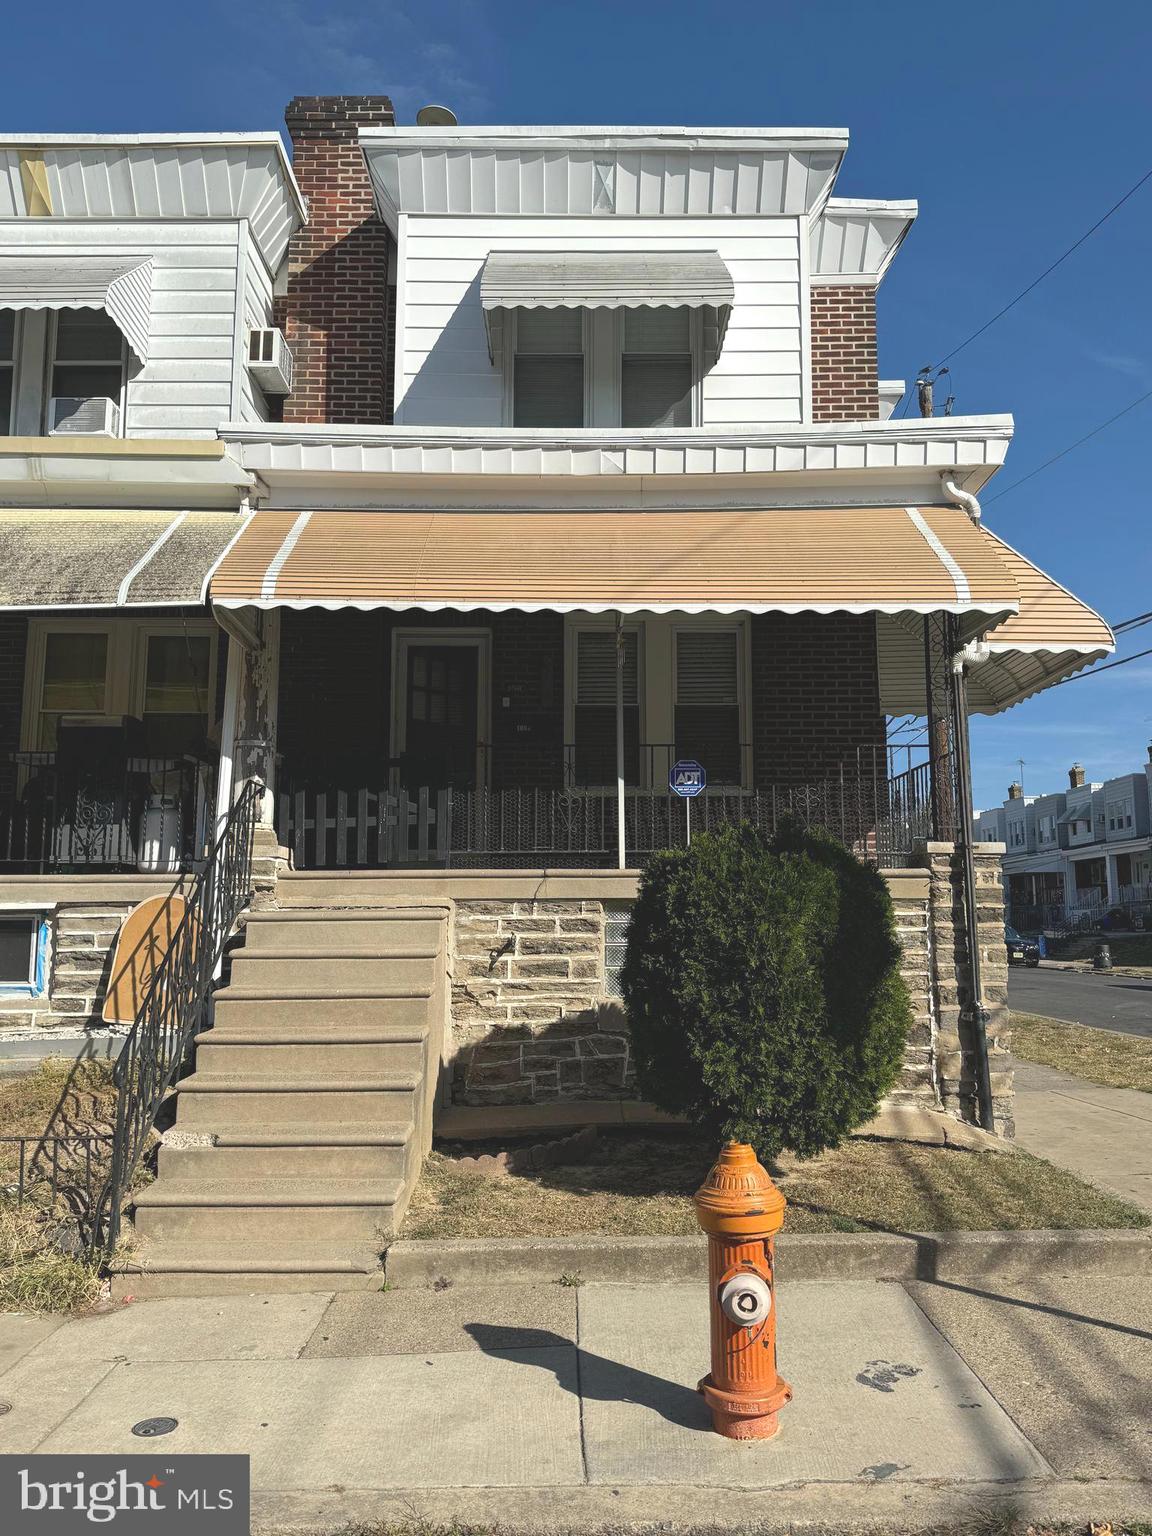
xmin=890 ymin=163 xmax=1152 ymax=422
xmin=937 ymin=166 xmax=1152 ymax=367
xmin=983 ymin=387 xmax=1152 ymax=505
xmin=1113 ymin=610 xmax=1152 ymax=634
xmin=1046 ymin=644 xmax=1152 ymax=688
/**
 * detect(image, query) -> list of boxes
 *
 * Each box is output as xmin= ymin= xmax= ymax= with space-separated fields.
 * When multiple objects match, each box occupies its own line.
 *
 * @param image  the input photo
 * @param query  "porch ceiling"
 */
xmin=0 ymin=507 xmax=249 ymax=609
xmin=208 ymin=504 xmax=1018 ymax=620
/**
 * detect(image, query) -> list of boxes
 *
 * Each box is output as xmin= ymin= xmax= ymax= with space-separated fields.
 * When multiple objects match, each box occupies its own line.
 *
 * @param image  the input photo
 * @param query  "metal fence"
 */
xmin=1 ymin=1134 xmax=113 ymax=1221
xmin=0 ymin=752 xmax=215 ymax=872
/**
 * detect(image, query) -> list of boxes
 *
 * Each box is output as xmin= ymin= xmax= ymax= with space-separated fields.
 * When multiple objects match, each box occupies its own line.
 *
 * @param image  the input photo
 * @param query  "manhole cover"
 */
xmin=0 ymin=1401 xmax=11 ymax=1416
xmin=131 ymin=1417 xmax=178 ymax=1438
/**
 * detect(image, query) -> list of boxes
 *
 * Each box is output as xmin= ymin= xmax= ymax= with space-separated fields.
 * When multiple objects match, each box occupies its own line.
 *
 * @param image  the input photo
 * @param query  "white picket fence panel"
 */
xmin=277 ymin=786 xmax=449 ymax=868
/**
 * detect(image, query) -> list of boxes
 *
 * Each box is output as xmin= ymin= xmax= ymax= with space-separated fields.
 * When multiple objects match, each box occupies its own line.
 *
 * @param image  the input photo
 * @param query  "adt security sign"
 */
xmin=669 ymin=760 xmax=707 ymax=797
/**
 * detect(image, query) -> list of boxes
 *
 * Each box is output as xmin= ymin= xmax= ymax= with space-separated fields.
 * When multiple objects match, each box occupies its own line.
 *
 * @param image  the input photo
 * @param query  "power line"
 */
xmin=1047 ymin=644 xmax=1152 ymax=688
xmin=983 ymin=387 xmax=1152 ymax=504
xmin=937 ymin=165 xmax=1152 ymax=367
xmin=891 ymin=163 xmax=1152 ymax=421
xmin=1113 ymin=610 xmax=1152 ymax=634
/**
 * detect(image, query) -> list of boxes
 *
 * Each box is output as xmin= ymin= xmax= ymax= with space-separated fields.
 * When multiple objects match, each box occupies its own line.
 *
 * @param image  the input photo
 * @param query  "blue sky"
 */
xmin=5 ymin=0 xmax=1150 ymax=808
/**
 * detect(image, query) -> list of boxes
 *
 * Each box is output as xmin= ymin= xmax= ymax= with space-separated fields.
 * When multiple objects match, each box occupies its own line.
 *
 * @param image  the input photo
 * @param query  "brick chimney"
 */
xmin=281 ymin=95 xmax=396 ymax=425
xmin=1007 ymin=782 xmax=1023 ymax=800
xmin=1069 ymin=762 xmax=1086 ymax=789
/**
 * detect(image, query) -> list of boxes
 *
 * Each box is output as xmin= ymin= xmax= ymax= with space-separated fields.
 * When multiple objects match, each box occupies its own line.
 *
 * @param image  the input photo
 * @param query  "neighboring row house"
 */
xmin=0 ymin=99 xmax=1114 ymax=1292
xmin=977 ymin=754 xmax=1152 ymax=925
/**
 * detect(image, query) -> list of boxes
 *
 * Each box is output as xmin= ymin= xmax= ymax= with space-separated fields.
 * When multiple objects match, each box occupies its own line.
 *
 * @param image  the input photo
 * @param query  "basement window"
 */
xmin=0 ymin=911 xmax=48 ymax=994
xmin=603 ymin=901 xmax=632 ymax=1001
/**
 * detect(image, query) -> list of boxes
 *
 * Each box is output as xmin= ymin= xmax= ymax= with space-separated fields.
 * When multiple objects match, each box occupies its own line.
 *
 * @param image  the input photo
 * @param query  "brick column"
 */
xmin=923 ymin=840 xmax=1013 ymax=1136
xmin=810 ymin=284 xmax=879 ymax=422
xmin=281 ymin=95 xmax=396 ymax=424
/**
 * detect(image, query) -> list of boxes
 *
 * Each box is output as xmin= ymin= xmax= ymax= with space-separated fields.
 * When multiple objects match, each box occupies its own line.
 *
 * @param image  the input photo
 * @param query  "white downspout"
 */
xmin=942 ymin=474 xmax=982 ymax=524
xmin=615 ymin=613 xmax=627 ymax=872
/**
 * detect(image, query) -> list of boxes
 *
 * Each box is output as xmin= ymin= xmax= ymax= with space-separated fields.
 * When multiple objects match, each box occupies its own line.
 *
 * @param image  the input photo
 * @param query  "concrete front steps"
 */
xmin=119 ymin=903 xmax=449 ymax=1297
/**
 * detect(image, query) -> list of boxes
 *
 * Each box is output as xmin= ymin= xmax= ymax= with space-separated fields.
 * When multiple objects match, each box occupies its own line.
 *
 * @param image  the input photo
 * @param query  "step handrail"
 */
xmin=91 ymin=779 xmax=262 ymax=1253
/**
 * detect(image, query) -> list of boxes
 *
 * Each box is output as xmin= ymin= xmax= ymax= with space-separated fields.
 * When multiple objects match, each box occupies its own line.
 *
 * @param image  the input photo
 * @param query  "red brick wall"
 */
xmin=750 ymin=613 xmax=885 ymax=785
xmin=810 ymin=284 xmax=879 ymax=422
xmin=281 ymin=95 xmax=396 ymax=425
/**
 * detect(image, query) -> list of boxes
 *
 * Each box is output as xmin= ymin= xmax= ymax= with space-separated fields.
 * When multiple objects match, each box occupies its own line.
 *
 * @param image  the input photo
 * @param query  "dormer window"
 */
xmin=512 ymin=309 xmax=585 ymax=428
xmin=622 ymin=308 xmax=693 ymax=428
xmin=49 ymin=309 xmax=127 ymax=430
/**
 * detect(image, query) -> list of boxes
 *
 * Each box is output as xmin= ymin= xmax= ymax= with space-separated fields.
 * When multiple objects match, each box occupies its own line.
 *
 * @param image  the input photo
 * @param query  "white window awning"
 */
xmin=0 ymin=255 xmax=153 ymax=363
xmin=480 ymin=250 xmax=734 ymax=365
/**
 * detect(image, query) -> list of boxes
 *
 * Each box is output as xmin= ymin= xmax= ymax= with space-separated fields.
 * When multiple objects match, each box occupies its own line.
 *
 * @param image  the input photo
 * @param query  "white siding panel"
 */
xmin=397 ymin=214 xmax=805 ymax=429
xmin=239 ymin=226 xmax=275 ymax=422
xmin=0 ymin=218 xmax=243 ymax=436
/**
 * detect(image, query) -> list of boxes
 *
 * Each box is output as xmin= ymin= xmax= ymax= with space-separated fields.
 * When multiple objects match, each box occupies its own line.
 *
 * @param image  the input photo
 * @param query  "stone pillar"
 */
xmin=922 ymin=840 xmax=1014 ymax=1137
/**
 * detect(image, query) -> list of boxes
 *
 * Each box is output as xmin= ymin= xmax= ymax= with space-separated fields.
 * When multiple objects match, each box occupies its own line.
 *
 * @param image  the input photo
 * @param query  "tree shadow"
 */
xmin=464 ymin=1322 xmax=710 ymax=1432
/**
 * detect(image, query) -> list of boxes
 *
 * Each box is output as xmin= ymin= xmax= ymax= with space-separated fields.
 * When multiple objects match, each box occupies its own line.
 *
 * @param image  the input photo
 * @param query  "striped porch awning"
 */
xmin=0 ymin=509 xmax=249 ymax=609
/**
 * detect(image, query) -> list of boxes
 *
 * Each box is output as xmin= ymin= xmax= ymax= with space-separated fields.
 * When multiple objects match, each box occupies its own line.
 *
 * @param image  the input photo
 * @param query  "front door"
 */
xmin=397 ymin=642 xmax=481 ymax=794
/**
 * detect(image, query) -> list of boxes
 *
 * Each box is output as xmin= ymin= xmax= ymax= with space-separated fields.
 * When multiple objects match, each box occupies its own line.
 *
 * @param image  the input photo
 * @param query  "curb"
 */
xmin=385 ymin=1226 xmax=1152 ymax=1289
xmin=253 ymin=1477 xmax=1152 ymax=1535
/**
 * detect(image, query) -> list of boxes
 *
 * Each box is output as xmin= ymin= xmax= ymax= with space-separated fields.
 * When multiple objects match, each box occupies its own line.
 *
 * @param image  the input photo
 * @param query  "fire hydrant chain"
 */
xmin=694 ymin=1142 xmax=792 ymax=1440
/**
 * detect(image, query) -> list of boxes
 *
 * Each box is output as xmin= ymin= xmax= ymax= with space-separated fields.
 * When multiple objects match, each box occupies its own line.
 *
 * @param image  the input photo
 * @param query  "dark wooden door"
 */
xmin=400 ymin=645 xmax=479 ymax=793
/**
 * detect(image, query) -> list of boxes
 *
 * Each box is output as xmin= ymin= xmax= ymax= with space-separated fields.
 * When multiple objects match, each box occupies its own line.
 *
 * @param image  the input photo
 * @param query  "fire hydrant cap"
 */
xmin=694 ymin=1141 xmax=786 ymax=1238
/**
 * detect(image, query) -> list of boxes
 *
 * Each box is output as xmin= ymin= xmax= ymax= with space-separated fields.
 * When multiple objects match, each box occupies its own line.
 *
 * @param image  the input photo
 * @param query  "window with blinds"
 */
xmin=573 ymin=629 xmax=640 ymax=786
xmin=674 ymin=629 xmax=742 ymax=784
xmin=621 ymin=308 xmax=692 ymax=428
xmin=513 ymin=308 xmax=585 ymax=427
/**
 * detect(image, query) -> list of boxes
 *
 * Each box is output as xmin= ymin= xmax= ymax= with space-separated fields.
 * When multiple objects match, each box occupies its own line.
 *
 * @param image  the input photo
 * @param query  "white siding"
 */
xmin=395 ymin=215 xmax=804 ymax=430
xmin=238 ymin=225 xmax=275 ymax=423
xmin=0 ymin=219 xmax=244 ymax=438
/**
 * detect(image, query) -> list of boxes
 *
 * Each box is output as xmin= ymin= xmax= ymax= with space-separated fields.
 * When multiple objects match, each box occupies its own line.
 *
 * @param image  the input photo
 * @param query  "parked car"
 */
xmin=1005 ymin=925 xmax=1041 ymax=966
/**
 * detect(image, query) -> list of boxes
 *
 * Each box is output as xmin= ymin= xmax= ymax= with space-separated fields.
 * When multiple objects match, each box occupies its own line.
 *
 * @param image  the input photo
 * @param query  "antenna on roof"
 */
xmin=416 ymin=105 xmax=458 ymax=127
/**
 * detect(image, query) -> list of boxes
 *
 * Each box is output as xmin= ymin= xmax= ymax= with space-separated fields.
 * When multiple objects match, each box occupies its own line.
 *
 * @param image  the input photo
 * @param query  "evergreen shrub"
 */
xmin=620 ymin=822 xmax=911 ymax=1159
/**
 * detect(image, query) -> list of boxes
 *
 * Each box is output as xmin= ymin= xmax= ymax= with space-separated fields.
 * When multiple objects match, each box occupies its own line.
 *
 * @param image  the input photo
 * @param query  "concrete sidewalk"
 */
xmin=1014 ymin=1056 xmax=1152 ymax=1212
xmin=1 ymin=1274 xmax=1150 ymax=1533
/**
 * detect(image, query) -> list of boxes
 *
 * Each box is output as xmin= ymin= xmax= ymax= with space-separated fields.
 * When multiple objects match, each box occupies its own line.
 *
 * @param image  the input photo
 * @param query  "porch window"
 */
xmin=39 ymin=632 xmax=109 ymax=748
xmin=572 ymin=630 xmax=640 ymax=786
xmin=49 ymin=309 xmax=126 ymax=427
xmin=142 ymin=633 xmax=212 ymax=755
xmin=0 ymin=312 xmax=14 ymax=434
xmin=512 ymin=308 xmax=584 ymax=428
xmin=674 ymin=629 xmax=742 ymax=784
xmin=621 ymin=308 xmax=693 ymax=428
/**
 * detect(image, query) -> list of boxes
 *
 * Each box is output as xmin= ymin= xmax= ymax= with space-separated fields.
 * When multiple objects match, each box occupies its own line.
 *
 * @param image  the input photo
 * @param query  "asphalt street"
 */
xmin=1008 ymin=963 xmax=1152 ymax=1036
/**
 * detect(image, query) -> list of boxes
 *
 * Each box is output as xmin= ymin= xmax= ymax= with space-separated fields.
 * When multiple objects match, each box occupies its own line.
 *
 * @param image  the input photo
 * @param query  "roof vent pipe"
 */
xmin=942 ymin=474 xmax=981 ymax=524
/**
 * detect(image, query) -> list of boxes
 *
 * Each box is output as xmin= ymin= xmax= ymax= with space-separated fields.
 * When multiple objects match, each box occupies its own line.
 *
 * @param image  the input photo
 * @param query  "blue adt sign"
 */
xmin=669 ymin=759 xmax=707 ymax=797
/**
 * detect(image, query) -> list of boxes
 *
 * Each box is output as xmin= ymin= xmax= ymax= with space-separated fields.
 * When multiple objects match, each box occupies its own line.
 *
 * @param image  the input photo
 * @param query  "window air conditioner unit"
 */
xmin=248 ymin=328 xmax=294 ymax=395
xmin=49 ymin=396 xmax=122 ymax=437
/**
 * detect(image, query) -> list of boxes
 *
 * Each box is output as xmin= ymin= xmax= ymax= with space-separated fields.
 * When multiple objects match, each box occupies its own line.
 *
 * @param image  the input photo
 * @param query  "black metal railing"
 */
xmin=2 ymin=1134 xmax=113 ymax=1220
xmin=448 ymin=754 xmax=945 ymax=869
xmin=87 ymin=779 xmax=261 ymax=1252
xmin=0 ymin=752 xmax=216 ymax=872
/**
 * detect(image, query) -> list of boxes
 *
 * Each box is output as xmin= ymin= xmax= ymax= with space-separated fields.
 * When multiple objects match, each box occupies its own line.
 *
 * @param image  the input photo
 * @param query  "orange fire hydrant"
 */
xmin=694 ymin=1141 xmax=792 ymax=1440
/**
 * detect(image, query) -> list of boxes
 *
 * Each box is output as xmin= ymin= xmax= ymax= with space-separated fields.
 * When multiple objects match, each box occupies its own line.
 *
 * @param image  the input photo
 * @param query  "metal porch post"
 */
xmin=616 ymin=612 xmax=627 ymax=871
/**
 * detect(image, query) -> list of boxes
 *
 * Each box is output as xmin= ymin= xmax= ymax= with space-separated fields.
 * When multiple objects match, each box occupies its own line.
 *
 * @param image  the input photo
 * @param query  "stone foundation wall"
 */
xmin=925 ymin=842 xmax=1013 ymax=1136
xmin=450 ymin=869 xmax=947 ymax=1116
xmin=451 ymin=899 xmax=633 ymax=1104
xmin=0 ymin=904 xmax=134 ymax=1038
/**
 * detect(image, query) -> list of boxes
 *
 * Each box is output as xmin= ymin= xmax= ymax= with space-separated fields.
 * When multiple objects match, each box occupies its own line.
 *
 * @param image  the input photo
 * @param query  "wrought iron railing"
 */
xmin=0 ymin=751 xmax=216 ymax=872
xmin=2 ymin=1134 xmax=113 ymax=1220
xmin=87 ymin=778 xmax=261 ymax=1252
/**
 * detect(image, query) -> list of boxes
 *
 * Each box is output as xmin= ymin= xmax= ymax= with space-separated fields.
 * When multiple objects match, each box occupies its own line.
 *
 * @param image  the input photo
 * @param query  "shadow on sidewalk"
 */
xmin=464 ymin=1323 xmax=710 ymax=1431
